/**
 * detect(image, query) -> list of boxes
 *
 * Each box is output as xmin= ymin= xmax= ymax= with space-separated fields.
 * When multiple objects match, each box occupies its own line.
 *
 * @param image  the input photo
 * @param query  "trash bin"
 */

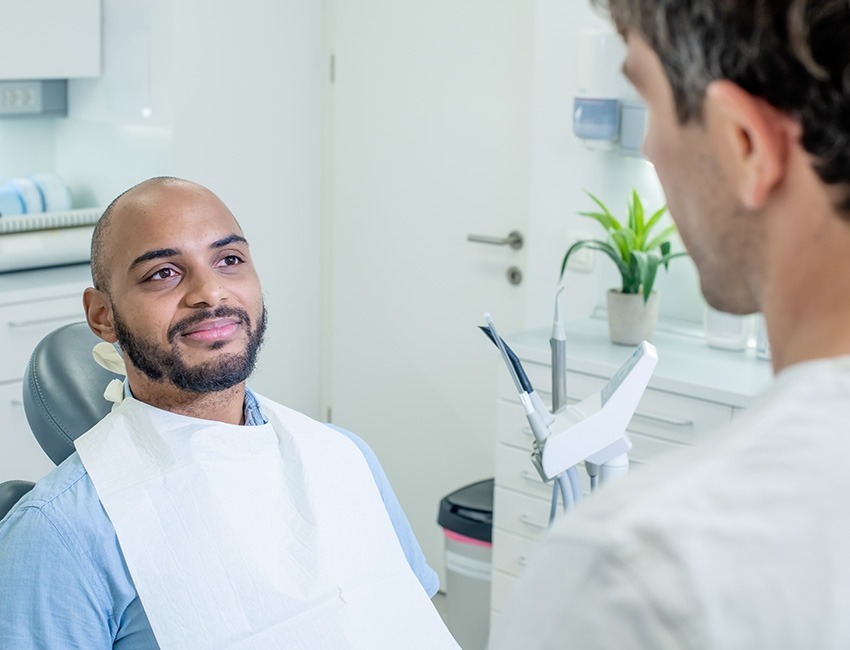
xmin=437 ymin=478 xmax=494 ymax=650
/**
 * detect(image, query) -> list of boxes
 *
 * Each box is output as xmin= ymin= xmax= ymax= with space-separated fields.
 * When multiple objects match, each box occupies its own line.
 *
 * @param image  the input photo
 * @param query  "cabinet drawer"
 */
xmin=490 ymin=569 xmax=521 ymax=615
xmin=492 ymin=526 xmax=540 ymax=579
xmin=0 ymin=381 xmax=54 ymax=482
xmin=496 ymin=399 xmax=535 ymax=450
xmin=489 ymin=610 xmax=504 ymax=644
xmin=493 ymin=486 xmax=549 ymax=541
xmin=495 ymin=442 xmax=552 ymax=501
xmin=628 ymin=387 xmax=732 ymax=444
xmin=627 ymin=430 xmax=689 ymax=468
xmin=568 ymin=372 xmax=731 ymax=447
xmin=0 ymin=295 xmax=83 ymax=382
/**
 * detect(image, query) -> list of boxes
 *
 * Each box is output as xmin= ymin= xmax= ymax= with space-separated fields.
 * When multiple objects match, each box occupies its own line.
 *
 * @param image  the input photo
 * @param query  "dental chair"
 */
xmin=0 ymin=322 xmax=118 ymax=519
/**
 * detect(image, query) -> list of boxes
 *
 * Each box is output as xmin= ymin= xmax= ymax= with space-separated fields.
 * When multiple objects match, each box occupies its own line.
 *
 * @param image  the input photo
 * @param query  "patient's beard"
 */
xmin=111 ymin=304 xmax=267 ymax=393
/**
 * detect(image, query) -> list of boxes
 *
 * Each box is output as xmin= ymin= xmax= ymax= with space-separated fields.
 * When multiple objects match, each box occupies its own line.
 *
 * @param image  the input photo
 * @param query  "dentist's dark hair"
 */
xmin=593 ymin=0 xmax=850 ymax=211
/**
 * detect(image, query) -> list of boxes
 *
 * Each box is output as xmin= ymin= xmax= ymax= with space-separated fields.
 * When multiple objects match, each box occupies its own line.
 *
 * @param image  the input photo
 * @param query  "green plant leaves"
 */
xmin=560 ymin=189 xmax=688 ymax=299
xmin=644 ymin=224 xmax=677 ymax=254
xmin=559 ymin=239 xmax=630 ymax=283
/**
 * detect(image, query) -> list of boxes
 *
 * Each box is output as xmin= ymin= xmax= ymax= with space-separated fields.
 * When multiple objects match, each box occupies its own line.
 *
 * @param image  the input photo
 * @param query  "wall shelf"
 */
xmin=0 ymin=207 xmax=102 ymax=273
xmin=0 ymin=207 xmax=101 ymax=235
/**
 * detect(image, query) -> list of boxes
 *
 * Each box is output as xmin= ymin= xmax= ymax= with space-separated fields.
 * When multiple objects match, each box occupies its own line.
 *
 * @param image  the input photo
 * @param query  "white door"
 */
xmin=326 ymin=1 xmax=535 ymax=584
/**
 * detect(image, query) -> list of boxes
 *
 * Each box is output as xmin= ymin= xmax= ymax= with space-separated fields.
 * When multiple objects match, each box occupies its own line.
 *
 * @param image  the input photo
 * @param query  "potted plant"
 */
xmin=560 ymin=190 xmax=688 ymax=345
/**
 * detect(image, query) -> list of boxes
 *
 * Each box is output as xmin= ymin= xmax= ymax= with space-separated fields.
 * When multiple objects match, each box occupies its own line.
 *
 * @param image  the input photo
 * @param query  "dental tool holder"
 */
xmin=482 ymin=311 xmax=658 ymax=504
xmin=531 ymin=341 xmax=658 ymax=482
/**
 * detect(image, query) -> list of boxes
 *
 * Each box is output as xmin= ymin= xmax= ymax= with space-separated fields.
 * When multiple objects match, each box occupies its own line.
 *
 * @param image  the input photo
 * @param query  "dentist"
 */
xmin=493 ymin=1 xmax=850 ymax=648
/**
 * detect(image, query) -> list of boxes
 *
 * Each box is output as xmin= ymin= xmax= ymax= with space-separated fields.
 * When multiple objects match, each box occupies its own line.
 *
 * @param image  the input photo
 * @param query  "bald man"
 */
xmin=0 ymin=178 xmax=459 ymax=649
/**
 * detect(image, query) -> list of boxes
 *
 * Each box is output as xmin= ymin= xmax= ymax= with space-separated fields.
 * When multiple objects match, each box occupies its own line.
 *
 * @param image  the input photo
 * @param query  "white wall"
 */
xmin=0 ymin=121 xmax=56 ymax=183
xmin=522 ymin=0 xmax=705 ymax=331
xmin=169 ymin=1 xmax=325 ymax=416
xmin=56 ymin=0 xmax=174 ymax=209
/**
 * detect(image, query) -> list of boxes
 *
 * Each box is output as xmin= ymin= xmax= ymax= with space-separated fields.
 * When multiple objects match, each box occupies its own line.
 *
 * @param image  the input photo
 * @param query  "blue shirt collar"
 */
xmin=243 ymin=387 xmax=267 ymax=426
xmin=123 ymin=381 xmax=268 ymax=426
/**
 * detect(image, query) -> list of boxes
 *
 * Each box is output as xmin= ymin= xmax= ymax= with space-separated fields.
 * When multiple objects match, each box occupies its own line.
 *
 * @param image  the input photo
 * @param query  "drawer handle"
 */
xmin=633 ymin=410 xmax=693 ymax=428
xmin=517 ymin=555 xmax=529 ymax=568
xmin=11 ymin=399 xmax=24 ymax=407
xmin=8 ymin=314 xmax=80 ymax=328
xmin=520 ymin=470 xmax=542 ymax=484
xmin=519 ymin=514 xmax=547 ymax=531
xmin=521 ymin=426 xmax=533 ymax=438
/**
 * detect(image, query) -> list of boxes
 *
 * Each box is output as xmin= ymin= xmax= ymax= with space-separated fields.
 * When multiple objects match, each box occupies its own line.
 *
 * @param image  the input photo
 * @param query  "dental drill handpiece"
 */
xmin=478 ymin=324 xmax=553 ymax=427
xmin=480 ymin=316 xmax=579 ymax=511
xmin=482 ymin=315 xmax=553 ymax=476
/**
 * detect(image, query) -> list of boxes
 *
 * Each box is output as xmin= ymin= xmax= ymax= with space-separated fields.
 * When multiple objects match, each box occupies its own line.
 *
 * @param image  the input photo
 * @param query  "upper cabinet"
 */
xmin=0 ymin=0 xmax=101 ymax=79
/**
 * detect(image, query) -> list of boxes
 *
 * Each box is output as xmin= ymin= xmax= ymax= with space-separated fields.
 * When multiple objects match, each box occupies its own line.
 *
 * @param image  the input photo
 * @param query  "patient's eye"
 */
xmin=147 ymin=267 xmax=179 ymax=281
xmin=217 ymin=254 xmax=244 ymax=268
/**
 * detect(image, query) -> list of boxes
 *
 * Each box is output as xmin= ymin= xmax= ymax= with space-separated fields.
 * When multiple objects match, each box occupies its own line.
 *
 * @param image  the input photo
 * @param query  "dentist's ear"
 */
xmin=83 ymin=287 xmax=118 ymax=344
xmin=705 ymin=80 xmax=801 ymax=210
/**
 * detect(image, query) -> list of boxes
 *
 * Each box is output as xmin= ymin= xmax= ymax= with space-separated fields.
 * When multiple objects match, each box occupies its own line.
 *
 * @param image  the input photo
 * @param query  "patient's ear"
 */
xmin=705 ymin=80 xmax=797 ymax=210
xmin=83 ymin=287 xmax=118 ymax=343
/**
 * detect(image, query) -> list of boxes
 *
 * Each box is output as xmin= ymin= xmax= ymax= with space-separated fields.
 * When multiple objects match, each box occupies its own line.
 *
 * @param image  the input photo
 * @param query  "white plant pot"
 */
xmin=606 ymin=289 xmax=659 ymax=345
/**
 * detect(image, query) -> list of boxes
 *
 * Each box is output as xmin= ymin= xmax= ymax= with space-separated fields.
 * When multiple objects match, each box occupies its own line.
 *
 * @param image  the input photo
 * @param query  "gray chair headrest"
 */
xmin=23 ymin=322 xmax=120 ymax=465
xmin=0 ymin=480 xmax=36 ymax=520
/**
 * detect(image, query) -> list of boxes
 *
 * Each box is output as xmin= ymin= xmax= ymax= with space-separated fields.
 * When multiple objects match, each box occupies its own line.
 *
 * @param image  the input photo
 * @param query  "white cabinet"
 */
xmin=490 ymin=319 xmax=773 ymax=626
xmin=0 ymin=0 xmax=101 ymax=80
xmin=0 ymin=264 xmax=90 ymax=482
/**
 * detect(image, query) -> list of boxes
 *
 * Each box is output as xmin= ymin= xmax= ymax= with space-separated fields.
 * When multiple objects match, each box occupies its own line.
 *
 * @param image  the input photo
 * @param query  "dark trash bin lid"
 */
xmin=437 ymin=478 xmax=494 ymax=543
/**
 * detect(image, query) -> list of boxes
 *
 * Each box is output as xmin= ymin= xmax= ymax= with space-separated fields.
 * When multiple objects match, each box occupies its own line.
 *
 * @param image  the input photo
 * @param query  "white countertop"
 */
xmin=506 ymin=318 xmax=774 ymax=408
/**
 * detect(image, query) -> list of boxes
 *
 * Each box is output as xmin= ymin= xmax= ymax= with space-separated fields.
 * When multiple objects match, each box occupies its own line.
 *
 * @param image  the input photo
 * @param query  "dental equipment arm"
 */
xmin=538 ymin=341 xmax=657 ymax=479
xmin=481 ymin=313 xmax=658 ymax=502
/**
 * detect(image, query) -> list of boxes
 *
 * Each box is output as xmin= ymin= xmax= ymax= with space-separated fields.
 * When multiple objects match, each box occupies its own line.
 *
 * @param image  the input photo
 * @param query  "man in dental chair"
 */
xmin=0 ymin=177 xmax=459 ymax=649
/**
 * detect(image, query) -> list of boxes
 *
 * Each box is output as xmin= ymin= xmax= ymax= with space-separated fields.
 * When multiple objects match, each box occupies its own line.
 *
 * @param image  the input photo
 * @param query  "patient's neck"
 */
xmin=127 ymin=374 xmax=246 ymax=425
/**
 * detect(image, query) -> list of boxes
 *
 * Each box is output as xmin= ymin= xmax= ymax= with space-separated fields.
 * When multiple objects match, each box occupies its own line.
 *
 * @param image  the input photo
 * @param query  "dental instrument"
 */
xmin=481 ymin=315 xmax=580 ymax=515
xmin=481 ymin=308 xmax=658 ymax=522
xmin=550 ymin=288 xmax=567 ymax=413
xmin=478 ymin=323 xmax=551 ymax=427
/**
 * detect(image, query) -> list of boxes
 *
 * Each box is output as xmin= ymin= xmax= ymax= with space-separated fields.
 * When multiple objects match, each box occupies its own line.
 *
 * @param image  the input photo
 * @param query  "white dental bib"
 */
xmin=75 ymin=394 xmax=458 ymax=649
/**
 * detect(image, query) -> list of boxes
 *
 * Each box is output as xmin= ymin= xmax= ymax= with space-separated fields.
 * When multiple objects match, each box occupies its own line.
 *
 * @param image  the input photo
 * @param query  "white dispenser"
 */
xmin=573 ymin=27 xmax=646 ymax=156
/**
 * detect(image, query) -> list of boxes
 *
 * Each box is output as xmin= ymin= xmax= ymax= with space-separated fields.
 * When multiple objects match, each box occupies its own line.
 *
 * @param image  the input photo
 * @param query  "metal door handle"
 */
xmin=467 ymin=230 xmax=523 ymax=250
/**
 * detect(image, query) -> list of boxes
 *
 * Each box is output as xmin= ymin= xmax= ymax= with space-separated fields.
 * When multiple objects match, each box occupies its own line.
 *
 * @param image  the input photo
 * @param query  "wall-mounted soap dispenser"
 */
xmin=573 ymin=27 xmax=646 ymax=157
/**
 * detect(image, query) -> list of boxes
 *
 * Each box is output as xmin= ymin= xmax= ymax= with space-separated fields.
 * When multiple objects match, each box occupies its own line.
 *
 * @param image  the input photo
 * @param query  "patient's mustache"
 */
xmin=167 ymin=306 xmax=252 ymax=343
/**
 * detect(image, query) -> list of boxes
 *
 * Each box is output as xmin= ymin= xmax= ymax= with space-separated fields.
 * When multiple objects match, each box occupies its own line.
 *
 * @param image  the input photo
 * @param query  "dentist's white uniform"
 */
xmin=492 ymin=356 xmax=850 ymax=649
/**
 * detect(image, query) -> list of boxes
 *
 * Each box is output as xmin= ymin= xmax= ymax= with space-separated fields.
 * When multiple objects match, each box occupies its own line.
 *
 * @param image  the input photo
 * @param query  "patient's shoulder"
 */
xmin=2 ymin=453 xmax=113 ymax=547
xmin=13 ymin=452 xmax=92 ymax=509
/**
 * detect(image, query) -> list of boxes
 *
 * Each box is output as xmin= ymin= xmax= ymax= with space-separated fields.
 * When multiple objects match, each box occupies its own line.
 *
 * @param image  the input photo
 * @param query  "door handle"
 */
xmin=467 ymin=230 xmax=523 ymax=250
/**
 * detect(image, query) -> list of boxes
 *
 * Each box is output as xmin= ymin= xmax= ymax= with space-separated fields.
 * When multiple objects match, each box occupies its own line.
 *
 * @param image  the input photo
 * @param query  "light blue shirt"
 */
xmin=0 ymin=389 xmax=438 ymax=649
